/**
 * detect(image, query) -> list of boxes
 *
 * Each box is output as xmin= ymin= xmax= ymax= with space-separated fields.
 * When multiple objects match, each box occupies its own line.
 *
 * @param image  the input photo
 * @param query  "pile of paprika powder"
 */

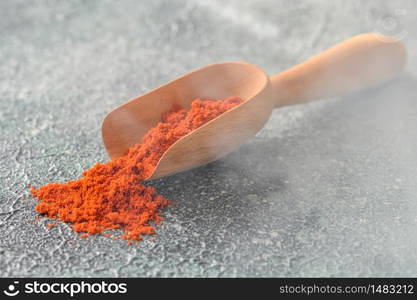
xmin=30 ymin=97 xmax=244 ymax=242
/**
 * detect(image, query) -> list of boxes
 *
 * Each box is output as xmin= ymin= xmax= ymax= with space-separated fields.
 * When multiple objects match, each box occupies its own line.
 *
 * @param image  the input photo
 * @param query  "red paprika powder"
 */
xmin=30 ymin=97 xmax=244 ymax=242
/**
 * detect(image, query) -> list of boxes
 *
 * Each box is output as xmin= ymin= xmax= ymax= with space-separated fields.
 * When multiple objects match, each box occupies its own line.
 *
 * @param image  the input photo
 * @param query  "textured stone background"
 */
xmin=1 ymin=0 xmax=417 ymax=277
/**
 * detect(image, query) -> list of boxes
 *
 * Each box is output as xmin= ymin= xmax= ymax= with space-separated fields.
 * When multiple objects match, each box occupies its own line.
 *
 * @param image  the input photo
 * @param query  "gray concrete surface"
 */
xmin=1 ymin=0 xmax=417 ymax=277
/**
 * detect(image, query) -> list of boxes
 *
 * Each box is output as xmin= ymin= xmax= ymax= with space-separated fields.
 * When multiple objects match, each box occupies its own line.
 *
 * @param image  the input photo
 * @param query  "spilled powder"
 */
xmin=30 ymin=97 xmax=244 ymax=242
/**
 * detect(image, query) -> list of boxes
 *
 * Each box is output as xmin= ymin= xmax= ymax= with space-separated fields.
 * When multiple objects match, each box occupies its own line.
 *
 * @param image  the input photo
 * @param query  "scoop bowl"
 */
xmin=102 ymin=34 xmax=406 ymax=180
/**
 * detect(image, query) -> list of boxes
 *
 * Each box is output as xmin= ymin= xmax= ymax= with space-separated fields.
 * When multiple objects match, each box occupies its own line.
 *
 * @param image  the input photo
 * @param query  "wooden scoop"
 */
xmin=102 ymin=33 xmax=406 ymax=180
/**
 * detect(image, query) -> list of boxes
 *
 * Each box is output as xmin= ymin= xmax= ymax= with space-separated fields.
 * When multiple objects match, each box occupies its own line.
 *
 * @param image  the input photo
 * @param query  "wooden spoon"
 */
xmin=102 ymin=33 xmax=406 ymax=180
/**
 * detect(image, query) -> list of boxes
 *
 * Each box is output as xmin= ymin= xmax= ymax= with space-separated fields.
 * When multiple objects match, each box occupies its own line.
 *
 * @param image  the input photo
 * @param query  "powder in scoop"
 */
xmin=30 ymin=97 xmax=244 ymax=242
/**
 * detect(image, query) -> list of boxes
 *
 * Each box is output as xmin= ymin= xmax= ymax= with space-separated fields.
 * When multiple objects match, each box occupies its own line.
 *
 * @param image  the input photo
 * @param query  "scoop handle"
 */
xmin=270 ymin=33 xmax=407 ymax=108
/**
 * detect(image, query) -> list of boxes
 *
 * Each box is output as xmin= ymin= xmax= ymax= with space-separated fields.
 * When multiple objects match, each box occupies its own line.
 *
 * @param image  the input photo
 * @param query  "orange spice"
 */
xmin=46 ymin=223 xmax=57 ymax=229
xmin=30 ymin=97 xmax=244 ymax=242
